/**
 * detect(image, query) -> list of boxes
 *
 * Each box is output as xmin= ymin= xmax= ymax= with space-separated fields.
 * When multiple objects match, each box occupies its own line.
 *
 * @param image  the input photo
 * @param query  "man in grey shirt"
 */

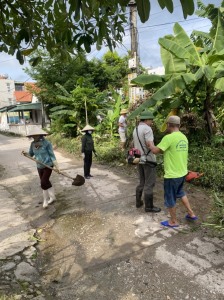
xmin=133 ymin=111 xmax=161 ymax=213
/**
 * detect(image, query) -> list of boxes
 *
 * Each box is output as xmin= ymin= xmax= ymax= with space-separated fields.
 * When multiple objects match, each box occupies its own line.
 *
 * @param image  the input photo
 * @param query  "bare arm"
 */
xmin=147 ymin=141 xmax=163 ymax=154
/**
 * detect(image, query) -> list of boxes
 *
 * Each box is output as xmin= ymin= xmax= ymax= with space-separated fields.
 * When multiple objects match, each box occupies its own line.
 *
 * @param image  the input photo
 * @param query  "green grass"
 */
xmin=0 ymin=296 xmax=16 ymax=300
xmin=0 ymin=130 xmax=22 ymax=137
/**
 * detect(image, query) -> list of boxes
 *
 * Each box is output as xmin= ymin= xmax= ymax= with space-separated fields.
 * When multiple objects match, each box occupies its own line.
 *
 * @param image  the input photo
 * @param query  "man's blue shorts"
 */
xmin=164 ymin=176 xmax=186 ymax=208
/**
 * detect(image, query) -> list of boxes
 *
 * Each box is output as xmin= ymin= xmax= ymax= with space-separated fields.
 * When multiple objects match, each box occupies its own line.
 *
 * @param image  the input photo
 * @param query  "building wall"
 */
xmin=146 ymin=66 xmax=165 ymax=75
xmin=0 ymin=76 xmax=16 ymax=108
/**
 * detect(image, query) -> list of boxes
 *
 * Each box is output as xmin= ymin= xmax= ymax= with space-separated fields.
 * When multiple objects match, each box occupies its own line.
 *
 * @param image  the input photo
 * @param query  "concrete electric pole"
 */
xmin=129 ymin=0 xmax=138 ymax=70
xmin=128 ymin=0 xmax=139 ymax=104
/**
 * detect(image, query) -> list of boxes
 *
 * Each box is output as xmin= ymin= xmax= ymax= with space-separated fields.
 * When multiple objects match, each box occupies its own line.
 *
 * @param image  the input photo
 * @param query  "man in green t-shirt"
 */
xmin=149 ymin=116 xmax=197 ymax=227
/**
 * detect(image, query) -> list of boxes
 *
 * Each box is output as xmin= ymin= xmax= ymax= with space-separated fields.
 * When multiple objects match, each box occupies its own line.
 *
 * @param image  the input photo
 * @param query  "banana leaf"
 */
xmin=160 ymin=41 xmax=186 ymax=74
xmin=129 ymin=74 xmax=195 ymax=119
xmin=213 ymin=10 xmax=224 ymax=52
xmin=173 ymin=23 xmax=202 ymax=67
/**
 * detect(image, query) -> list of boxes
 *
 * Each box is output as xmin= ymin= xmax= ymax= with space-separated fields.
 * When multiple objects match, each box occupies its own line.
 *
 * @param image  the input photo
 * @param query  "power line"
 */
xmin=124 ymin=17 xmax=205 ymax=32
xmin=0 ymin=58 xmax=17 ymax=64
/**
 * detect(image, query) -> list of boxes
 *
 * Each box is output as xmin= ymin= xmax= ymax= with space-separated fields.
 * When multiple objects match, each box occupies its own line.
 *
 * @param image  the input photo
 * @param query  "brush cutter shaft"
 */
xmin=22 ymin=152 xmax=74 ymax=180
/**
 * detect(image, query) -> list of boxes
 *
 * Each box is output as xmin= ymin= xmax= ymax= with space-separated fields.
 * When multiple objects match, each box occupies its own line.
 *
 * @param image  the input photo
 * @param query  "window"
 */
xmin=6 ymin=83 xmax=10 ymax=92
xmin=8 ymin=98 xmax=13 ymax=105
xmin=15 ymin=84 xmax=24 ymax=91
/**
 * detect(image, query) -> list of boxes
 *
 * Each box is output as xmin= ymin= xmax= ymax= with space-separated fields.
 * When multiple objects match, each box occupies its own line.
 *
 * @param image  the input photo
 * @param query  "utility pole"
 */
xmin=128 ymin=0 xmax=139 ymax=104
xmin=129 ymin=0 xmax=138 ymax=70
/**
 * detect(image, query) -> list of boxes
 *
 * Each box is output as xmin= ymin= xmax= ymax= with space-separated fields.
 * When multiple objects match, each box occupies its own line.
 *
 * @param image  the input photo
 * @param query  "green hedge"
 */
xmin=188 ymin=145 xmax=224 ymax=190
xmin=48 ymin=133 xmax=125 ymax=165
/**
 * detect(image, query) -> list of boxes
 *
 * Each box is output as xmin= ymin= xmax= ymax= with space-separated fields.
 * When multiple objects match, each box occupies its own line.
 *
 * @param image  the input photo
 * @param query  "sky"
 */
xmin=0 ymin=0 xmax=222 ymax=81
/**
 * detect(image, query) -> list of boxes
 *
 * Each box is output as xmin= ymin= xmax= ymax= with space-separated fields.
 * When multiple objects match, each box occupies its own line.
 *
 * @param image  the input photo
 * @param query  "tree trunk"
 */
xmin=204 ymin=87 xmax=213 ymax=137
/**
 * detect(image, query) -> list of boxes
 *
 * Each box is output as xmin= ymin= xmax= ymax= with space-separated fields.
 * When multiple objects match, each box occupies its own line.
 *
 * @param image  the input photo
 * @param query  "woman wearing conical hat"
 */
xmin=81 ymin=124 xmax=97 ymax=179
xmin=25 ymin=127 xmax=59 ymax=208
xmin=118 ymin=108 xmax=128 ymax=150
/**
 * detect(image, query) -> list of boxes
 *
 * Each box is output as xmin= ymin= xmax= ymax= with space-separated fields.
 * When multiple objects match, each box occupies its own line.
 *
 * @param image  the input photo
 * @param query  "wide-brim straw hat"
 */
xmin=81 ymin=124 xmax=95 ymax=132
xmin=120 ymin=108 xmax=128 ymax=115
xmin=26 ymin=127 xmax=48 ymax=137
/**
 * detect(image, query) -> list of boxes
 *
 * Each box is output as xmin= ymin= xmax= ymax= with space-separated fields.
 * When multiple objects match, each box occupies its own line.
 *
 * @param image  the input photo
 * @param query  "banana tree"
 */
xmin=50 ymin=82 xmax=101 ymax=136
xmin=129 ymin=6 xmax=224 ymax=137
xmin=97 ymin=93 xmax=122 ymax=137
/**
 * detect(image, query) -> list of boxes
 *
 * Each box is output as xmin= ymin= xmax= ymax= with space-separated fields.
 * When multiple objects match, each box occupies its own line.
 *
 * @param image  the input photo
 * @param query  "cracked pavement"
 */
xmin=0 ymin=133 xmax=223 ymax=300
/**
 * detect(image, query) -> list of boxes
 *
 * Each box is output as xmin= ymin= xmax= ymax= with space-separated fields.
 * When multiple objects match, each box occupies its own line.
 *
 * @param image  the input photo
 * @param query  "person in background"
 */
xmin=24 ymin=127 xmax=59 ymax=209
xmin=118 ymin=108 xmax=128 ymax=150
xmin=149 ymin=116 xmax=197 ymax=227
xmin=81 ymin=124 xmax=97 ymax=179
xmin=133 ymin=111 xmax=161 ymax=213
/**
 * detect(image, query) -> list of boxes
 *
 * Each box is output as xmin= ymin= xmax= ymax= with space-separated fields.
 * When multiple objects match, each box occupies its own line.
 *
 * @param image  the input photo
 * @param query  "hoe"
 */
xmin=22 ymin=151 xmax=85 ymax=186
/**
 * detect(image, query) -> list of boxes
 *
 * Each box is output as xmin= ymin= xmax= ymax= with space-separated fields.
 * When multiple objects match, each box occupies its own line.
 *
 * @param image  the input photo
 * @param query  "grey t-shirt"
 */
xmin=133 ymin=122 xmax=156 ymax=162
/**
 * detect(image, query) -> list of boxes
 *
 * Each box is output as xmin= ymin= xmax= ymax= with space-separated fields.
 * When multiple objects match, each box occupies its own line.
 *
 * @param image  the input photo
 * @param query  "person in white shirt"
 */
xmin=118 ymin=108 xmax=128 ymax=150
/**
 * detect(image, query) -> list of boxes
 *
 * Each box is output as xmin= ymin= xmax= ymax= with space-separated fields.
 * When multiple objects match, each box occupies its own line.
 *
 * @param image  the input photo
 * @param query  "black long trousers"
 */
xmin=84 ymin=151 xmax=92 ymax=177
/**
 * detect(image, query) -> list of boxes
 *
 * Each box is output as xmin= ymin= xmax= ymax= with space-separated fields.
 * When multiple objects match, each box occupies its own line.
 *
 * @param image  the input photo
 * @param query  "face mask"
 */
xmin=88 ymin=130 xmax=92 ymax=134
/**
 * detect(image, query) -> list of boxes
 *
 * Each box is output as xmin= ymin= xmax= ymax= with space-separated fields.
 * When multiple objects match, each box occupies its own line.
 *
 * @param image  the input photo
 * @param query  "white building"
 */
xmin=0 ymin=74 xmax=16 ymax=108
xmin=146 ymin=66 xmax=165 ymax=75
xmin=0 ymin=78 xmax=48 ymax=135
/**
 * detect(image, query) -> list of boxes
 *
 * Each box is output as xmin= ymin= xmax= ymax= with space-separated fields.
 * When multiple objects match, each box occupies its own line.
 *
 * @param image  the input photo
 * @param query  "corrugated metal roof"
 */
xmin=8 ymin=103 xmax=41 ymax=112
xmin=0 ymin=105 xmax=17 ymax=112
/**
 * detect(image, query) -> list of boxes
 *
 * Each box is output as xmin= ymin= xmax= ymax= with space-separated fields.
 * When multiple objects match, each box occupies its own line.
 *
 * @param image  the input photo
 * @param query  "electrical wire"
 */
xmin=0 ymin=58 xmax=17 ymax=64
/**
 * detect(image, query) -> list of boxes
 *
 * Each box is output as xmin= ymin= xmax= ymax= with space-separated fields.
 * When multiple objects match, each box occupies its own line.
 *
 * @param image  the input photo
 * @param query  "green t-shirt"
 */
xmin=157 ymin=131 xmax=188 ymax=178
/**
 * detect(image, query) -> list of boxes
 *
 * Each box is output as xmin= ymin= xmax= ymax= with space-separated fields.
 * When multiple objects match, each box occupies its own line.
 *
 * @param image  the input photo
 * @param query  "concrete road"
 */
xmin=0 ymin=133 xmax=224 ymax=300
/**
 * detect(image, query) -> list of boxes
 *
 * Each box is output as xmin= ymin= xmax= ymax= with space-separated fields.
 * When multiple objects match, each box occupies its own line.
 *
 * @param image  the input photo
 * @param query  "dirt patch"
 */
xmin=0 ymin=165 xmax=5 ymax=178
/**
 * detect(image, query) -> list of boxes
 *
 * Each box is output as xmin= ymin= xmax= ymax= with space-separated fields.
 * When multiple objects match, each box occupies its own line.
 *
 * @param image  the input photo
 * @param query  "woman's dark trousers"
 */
xmin=84 ymin=151 xmax=92 ymax=177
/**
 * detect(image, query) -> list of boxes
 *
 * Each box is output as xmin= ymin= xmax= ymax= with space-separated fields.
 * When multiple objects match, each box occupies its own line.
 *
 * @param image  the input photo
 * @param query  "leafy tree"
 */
xmin=0 ymin=1 xmax=194 ymax=64
xmin=50 ymin=82 xmax=103 ymax=137
xmin=25 ymin=51 xmax=129 ymax=107
xmin=129 ymin=4 xmax=224 ymax=138
xmin=102 ymin=51 xmax=129 ymax=89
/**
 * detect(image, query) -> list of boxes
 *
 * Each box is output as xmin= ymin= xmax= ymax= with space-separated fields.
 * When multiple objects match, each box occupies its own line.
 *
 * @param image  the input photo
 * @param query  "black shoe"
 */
xmin=136 ymin=201 xmax=143 ymax=208
xmin=145 ymin=206 xmax=161 ymax=213
xmin=88 ymin=174 xmax=94 ymax=177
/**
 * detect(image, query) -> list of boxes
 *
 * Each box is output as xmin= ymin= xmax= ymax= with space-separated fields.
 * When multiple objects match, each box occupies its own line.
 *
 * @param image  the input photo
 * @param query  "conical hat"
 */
xmin=26 ymin=127 xmax=48 ymax=137
xmin=120 ymin=108 xmax=128 ymax=114
xmin=81 ymin=124 xmax=95 ymax=132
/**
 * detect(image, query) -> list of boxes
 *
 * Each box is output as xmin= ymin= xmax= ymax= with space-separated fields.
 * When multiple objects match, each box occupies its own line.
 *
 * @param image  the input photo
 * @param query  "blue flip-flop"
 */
xmin=160 ymin=220 xmax=179 ymax=228
xmin=185 ymin=214 xmax=198 ymax=221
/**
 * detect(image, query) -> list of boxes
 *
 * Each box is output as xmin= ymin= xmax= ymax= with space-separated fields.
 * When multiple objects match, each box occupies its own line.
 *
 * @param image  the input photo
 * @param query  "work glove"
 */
xmin=53 ymin=160 xmax=60 ymax=172
xmin=81 ymin=153 xmax=85 ymax=159
xmin=94 ymin=151 xmax=98 ymax=157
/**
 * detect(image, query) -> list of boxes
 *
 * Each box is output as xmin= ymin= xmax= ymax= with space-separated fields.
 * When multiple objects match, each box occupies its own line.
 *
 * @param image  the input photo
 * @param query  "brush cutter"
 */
xmin=21 ymin=151 xmax=85 ymax=186
xmin=185 ymin=171 xmax=204 ymax=183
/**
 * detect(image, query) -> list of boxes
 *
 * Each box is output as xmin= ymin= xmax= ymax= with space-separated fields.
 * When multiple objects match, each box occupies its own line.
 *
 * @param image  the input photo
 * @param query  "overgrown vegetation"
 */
xmin=203 ymin=193 xmax=224 ymax=233
xmin=48 ymin=133 xmax=124 ymax=166
xmin=0 ymin=295 xmax=16 ymax=300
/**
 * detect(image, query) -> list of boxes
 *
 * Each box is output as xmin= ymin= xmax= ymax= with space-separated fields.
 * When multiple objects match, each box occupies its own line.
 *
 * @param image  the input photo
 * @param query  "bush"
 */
xmin=48 ymin=133 xmax=81 ymax=154
xmin=203 ymin=193 xmax=224 ymax=233
xmin=48 ymin=133 xmax=124 ymax=165
xmin=95 ymin=139 xmax=125 ymax=165
xmin=188 ymin=144 xmax=224 ymax=190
